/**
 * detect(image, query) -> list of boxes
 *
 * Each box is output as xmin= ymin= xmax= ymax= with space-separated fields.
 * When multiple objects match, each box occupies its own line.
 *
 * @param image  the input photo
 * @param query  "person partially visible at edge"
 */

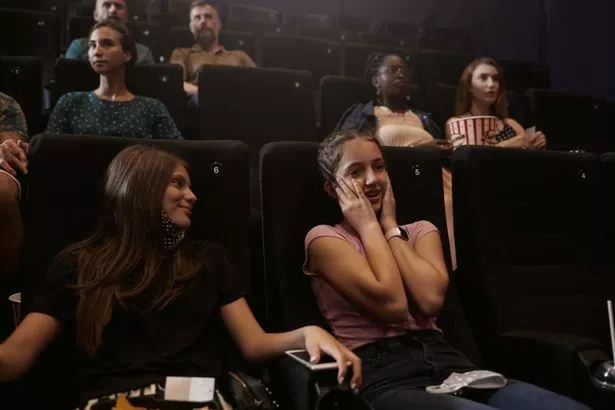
xmin=0 ymin=93 xmax=28 ymax=279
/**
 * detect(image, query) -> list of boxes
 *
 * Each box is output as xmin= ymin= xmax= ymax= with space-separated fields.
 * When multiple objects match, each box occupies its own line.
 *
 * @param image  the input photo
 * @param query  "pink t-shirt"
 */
xmin=304 ymin=221 xmax=441 ymax=350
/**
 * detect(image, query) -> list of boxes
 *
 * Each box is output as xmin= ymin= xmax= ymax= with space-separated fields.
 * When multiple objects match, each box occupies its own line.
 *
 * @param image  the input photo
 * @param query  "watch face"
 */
xmin=399 ymin=227 xmax=409 ymax=240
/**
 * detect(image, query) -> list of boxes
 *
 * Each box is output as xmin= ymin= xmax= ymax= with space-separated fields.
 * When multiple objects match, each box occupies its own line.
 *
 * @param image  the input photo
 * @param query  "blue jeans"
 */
xmin=354 ymin=330 xmax=590 ymax=410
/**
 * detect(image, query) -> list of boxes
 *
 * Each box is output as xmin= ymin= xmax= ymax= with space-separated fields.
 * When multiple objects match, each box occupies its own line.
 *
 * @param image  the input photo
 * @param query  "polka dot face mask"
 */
xmin=161 ymin=210 xmax=185 ymax=250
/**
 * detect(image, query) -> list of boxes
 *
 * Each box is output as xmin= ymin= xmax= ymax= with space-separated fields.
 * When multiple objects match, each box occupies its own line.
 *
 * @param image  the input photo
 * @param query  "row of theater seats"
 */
xmin=14 ymin=134 xmax=615 ymax=409
xmin=0 ymin=6 xmax=534 ymax=83
xmin=2 ymin=55 xmax=614 ymax=158
xmin=2 ymin=1 xmax=473 ymax=52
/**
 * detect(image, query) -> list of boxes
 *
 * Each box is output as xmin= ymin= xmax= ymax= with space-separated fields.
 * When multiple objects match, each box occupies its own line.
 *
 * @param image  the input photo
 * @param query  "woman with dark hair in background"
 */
xmin=47 ymin=20 xmax=181 ymax=139
xmin=446 ymin=57 xmax=546 ymax=149
xmin=335 ymin=53 xmax=449 ymax=150
xmin=0 ymin=145 xmax=361 ymax=408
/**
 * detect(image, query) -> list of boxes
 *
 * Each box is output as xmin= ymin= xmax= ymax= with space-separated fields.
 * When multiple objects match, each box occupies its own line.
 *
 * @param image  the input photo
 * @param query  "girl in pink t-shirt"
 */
xmin=304 ymin=130 xmax=589 ymax=410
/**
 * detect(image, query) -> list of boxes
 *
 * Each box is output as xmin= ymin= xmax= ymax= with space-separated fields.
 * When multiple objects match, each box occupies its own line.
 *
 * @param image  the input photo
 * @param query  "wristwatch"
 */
xmin=385 ymin=226 xmax=409 ymax=241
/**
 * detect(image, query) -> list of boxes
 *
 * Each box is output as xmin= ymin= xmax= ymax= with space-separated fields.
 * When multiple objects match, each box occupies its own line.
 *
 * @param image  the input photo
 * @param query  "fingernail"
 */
xmin=338 ymin=377 xmax=344 ymax=384
xmin=350 ymin=383 xmax=357 ymax=390
xmin=310 ymin=356 xmax=316 ymax=363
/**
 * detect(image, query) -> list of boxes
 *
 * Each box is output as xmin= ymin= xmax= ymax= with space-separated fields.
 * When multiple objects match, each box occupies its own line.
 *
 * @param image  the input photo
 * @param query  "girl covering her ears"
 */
xmin=303 ymin=130 xmax=588 ymax=410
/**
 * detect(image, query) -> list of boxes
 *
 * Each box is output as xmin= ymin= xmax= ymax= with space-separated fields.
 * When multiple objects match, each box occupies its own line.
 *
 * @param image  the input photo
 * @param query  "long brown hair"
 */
xmin=63 ymin=145 xmax=203 ymax=357
xmin=455 ymin=57 xmax=508 ymax=118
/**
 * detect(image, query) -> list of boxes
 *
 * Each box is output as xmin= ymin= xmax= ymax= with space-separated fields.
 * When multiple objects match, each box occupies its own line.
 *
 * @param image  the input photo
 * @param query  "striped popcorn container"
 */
xmin=448 ymin=116 xmax=499 ymax=148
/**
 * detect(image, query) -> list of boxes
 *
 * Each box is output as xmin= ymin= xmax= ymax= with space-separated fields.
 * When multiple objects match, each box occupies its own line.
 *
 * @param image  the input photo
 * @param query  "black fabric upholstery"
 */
xmin=526 ymin=89 xmax=615 ymax=154
xmin=338 ymin=17 xmax=384 ymax=34
xmin=417 ymin=28 xmax=472 ymax=52
xmin=499 ymin=60 xmax=550 ymax=96
xmin=51 ymin=59 xmax=187 ymax=134
xmin=385 ymin=21 xmax=421 ymax=39
xmin=415 ymin=49 xmax=473 ymax=89
xmin=282 ymin=11 xmax=335 ymax=31
xmin=228 ymin=4 xmax=280 ymax=25
xmin=67 ymin=16 xmax=94 ymax=43
xmin=260 ymin=34 xmax=342 ymax=82
xmin=358 ymin=33 xmax=413 ymax=49
xmin=260 ymin=142 xmax=482 ymax=366
xmin=602 ymin=153 xmax=615 ymax=258
xmin=125 ymin=21 xmax=160 ymax=59
xmin=452 ymin=146 xmax=615 ymax=359
xmin=343 ymin=43 xmax=416 ymax=79
xmin=319 ymin=75 xmax=373 ymax=136
xmin=0 ymin=56 xmax=44 ymax=134
xmin=297 ymin=27 xmax=356 ymax=43
xmin=0 ymin=8 xmax=59 ymax=82
xmin=197 ymin=65 xmax=317 ymax=163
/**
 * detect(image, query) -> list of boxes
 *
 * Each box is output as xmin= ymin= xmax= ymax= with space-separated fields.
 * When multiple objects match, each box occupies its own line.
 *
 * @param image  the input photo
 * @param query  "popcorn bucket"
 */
xmin=448 ymin=116 xmax=500 ymax=148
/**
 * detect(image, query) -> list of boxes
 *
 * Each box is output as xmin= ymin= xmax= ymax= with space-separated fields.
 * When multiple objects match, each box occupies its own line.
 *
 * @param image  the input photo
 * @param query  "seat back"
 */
xmin=452 ymin=146 xmax=614 ymax=359
xmin=358 ymin=32 xmax=413 ymax=49
xmin=282 ymin=11 xmax=335 ymax=31
xmin=197 ymin=65 xmax=317 ymax=162
xmin=499 ymin=60 xmax=550 ymax=96
xmin=415 ymin=49 xmax=473 ymax=92
xmin=319 ymin=75 xmax=373 ymax=136
xmin=51 ymin=60 xmax=187 ymax=133
xmin=0 ymin=56 xmax=44 ymax=134
xmin=260 ymin=142 xmax=482 ymax=364
xmin=18 ymin=134 xmax=250 ymax=407
xmin=526 ymin=89 xmax=615 ymax=154
xmin=67 ymin=16 xmax=94 ymax=43
xmin=0 ymin=8 xmax=60 ymax=82
xmin=225 ymin=4 xmax=290 ymax=35
xmin=601 ymin=153 xmax=615 ymax=256
xmin=260 ymin=34 xmax=341 ymax=82
xmin=418 ymin=28 xmax=472 ymax=52
xmin=125 ymin=21 xmax=160 ymax=59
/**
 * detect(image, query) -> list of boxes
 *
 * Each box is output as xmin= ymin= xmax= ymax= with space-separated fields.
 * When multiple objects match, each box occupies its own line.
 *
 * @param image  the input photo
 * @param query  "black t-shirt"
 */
xmin=31 ymin=242 xmax=244 ymax=404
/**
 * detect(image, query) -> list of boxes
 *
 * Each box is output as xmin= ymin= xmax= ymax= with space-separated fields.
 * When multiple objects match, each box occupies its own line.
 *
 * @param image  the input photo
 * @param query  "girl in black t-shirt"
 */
xmin=0 ymin=145 xmax=361 ymax=405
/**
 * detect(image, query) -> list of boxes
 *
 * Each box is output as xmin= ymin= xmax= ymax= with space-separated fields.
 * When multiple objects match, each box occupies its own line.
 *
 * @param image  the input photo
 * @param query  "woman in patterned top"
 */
xmin=0 ymin=92 xmax=28 ymax=279
xmin=446 ymin=57 xmax=546 ymax=148
xmin=46 ymin=19 xmax=181 ymax=139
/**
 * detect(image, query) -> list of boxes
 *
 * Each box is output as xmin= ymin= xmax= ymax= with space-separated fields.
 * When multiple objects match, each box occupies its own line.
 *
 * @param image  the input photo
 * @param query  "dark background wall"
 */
xmin=187 ymin=0 xmax=614 ymax=100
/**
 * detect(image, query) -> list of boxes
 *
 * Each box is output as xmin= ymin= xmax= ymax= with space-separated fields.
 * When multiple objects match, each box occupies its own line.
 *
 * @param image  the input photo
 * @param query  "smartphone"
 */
xmin=285 ymin=349 xmax=346 ymax=371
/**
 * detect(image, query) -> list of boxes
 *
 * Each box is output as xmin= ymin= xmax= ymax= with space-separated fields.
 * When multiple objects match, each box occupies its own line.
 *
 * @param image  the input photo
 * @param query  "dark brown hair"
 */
xmin=317 ymin=129 xmax=382 ymax=181
xmin=89 ymin=19 xmax=137 ymax=67
xmin=63 ymin=145 xmax=203 ymax=357
xmin=455 ymin=57 xmax=508 ymax=118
